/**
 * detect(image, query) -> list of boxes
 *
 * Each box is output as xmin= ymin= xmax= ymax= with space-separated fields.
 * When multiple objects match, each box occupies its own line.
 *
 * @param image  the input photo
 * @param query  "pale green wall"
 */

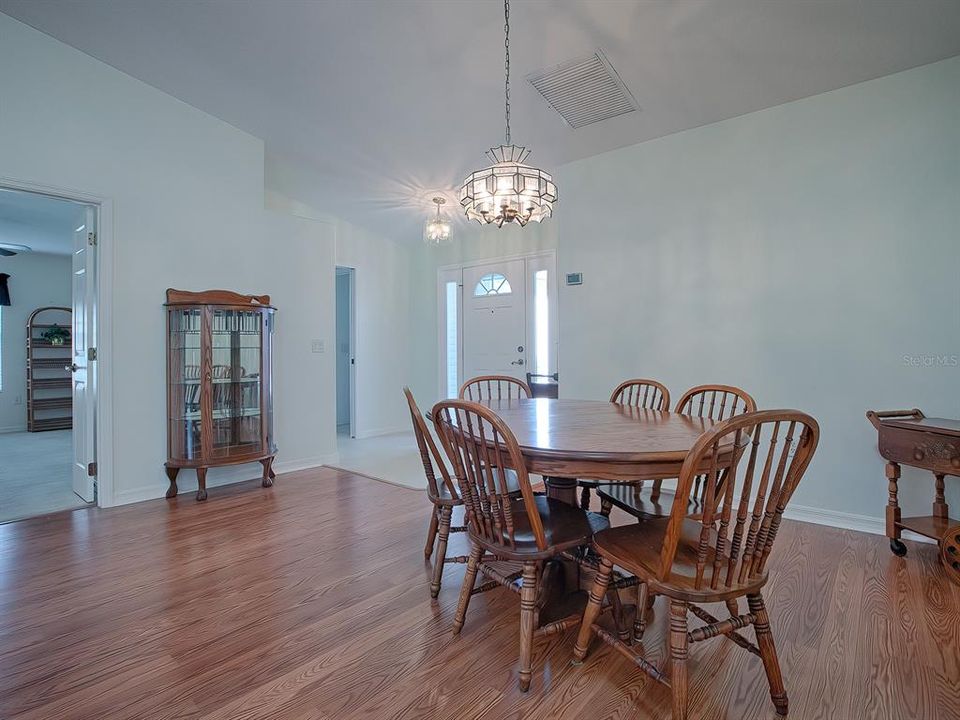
xmin=412 ymin=55 xmax=960 ymax=521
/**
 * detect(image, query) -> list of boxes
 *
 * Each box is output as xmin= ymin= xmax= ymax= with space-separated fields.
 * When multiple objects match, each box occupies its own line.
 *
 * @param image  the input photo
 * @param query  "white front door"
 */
xmin=71 ymin=205 xmax=96 ymax=503
xmin=462 ymin=259 xmax=527 ymax=385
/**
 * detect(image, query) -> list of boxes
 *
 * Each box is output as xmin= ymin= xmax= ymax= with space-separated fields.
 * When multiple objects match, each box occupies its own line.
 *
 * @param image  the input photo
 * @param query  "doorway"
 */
xmin=0 ymin=187 xmax=98 ymax=523
xmin=335 ymin=266 xmax=356 ymax=438
xmin=438 ymin=251 xmax=558 ymax=399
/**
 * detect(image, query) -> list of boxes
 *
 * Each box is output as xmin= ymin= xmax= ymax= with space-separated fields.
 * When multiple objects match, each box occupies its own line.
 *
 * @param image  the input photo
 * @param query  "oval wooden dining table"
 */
xmin=480 ymin=397 xmax=741 ymax=505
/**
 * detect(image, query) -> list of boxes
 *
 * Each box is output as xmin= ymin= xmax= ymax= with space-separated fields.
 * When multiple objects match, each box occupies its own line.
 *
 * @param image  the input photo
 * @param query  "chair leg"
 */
xmin=580 ymin=485 xmax=591 ymax=510
xmin=748 ymin=593 xmax=788 ymax=716
xmin=669 ymin=600 xmax=689 ymax=720
xmin=572 ymin=557 xmax=613 ymax=663
xmin=452 ymin=544 xmax=483 ymax=634
xmin=424 ymin=507 xmax=439 ymax=558
xmin=633 ymin=581 xmax=649 ymax=642
xmin=518 ymin=561 xmax=538 ymax=692
xmin=600 ymin=497 xmax=613 ymax=517
xmin=725 ymin=597 xmax=738 ymax=617
xmin=430 ymin=506 xmax=453 ymax=598
xmin=607 ymin=583 xmax=628 ymax=641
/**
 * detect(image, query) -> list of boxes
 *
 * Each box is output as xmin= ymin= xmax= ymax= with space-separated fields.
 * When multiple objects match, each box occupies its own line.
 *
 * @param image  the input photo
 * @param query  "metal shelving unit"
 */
xmin=26 ymin=306 xmax=73 ymax=432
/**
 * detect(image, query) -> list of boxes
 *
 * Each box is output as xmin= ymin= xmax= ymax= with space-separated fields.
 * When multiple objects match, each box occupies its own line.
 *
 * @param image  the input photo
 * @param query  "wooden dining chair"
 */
xmin=610 ymin=378 xmax=671 ymax=410
xmin=596 ymin=384 xmax=756 ymax=519
xmin=579 ymin=378 xmax=672 ymax=510
xmin=403 ymin=387 xmax=469 ymax=598
xmin=573 ymin=410 xmax=820 ymax=720
xmin=459 ymin=375 xmax=532 ymax=402
xmin=596 ymin=383 xmax=757 ymax=637
xmin=433 ymin=398 xmax=613 ymax=692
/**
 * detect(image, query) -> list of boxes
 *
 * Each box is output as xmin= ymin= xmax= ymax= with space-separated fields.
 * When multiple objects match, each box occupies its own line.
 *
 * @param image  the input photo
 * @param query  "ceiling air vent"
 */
xmin=527 ymin=49 xmax=639 ymax=130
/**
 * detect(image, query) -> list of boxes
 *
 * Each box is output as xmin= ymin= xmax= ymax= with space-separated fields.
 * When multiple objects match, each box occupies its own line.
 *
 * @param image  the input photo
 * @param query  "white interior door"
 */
xmin=71 ymin=205 xmax=96 ymax=502
xmin=462 ymin=259 xmax=527 ymax=384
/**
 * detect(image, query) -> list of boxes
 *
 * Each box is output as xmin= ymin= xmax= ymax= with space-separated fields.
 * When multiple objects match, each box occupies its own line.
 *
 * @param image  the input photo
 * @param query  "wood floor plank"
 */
xmin=0 ymin=467 xmax=957 ymax=719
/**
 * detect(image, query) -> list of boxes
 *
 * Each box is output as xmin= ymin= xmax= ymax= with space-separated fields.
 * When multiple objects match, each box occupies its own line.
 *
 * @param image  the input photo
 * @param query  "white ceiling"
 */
xmin=0 ymin=189 xmax=79 ymax=256
xmin=3 ymin=0 xmax=960 ymax=242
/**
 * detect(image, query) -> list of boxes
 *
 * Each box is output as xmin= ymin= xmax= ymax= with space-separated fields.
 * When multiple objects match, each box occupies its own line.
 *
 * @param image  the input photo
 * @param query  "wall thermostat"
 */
xmin=565 ymin=272 xmax=583 ymax=286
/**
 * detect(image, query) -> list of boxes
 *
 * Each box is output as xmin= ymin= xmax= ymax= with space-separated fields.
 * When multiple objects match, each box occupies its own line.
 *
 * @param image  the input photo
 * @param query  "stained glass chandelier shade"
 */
xmin=459 ymin=0 xmax=558 ymax=228
xmin=459 ymin=145 xmax=557 ymax=227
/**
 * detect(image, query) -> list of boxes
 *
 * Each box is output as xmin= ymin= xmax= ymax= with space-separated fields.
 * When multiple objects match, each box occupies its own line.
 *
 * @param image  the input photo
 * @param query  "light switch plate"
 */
xmin=565 ymin=272 xmax=583 ymax=286
xmin=311 ymin=340 xmax=325 ymax=354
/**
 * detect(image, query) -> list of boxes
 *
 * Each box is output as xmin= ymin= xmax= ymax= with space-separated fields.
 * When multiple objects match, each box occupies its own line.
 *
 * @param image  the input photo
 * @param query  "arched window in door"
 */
xmin=473 ymin=272 xmax=512 ymax=296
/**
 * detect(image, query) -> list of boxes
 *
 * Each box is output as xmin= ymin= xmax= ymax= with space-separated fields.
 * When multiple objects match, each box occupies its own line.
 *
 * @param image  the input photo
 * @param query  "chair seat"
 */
xmin=592 ymin=518 xmax=767 ymax=602
xmin=469 ymin=495 xmax=610 ymax=560
xmin=595 ymin=482 xmax=704 ymax=519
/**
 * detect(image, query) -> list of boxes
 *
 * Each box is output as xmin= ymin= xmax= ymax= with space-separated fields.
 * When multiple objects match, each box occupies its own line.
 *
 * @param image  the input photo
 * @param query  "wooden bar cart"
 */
xmin=867 ymin=408 xmax=960 ymax=585
xmin=165 ymin=289 xmax=277 ymax=501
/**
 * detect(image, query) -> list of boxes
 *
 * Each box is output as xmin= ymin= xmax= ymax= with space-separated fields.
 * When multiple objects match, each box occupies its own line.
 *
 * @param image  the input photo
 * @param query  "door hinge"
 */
xmin=87 ymin=462 xmax=97 ymax=477
xmin=88 ymin=347 xmax=97 ymax=361
xmin=88 ymin=231 xmax=97 ymax=246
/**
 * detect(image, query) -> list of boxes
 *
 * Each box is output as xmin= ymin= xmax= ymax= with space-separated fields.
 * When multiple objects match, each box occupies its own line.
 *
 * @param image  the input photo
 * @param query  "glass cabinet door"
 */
xmin=168 ymin=307 xmax=203 ymax=461
xmin=209 ymin=308 xmax=263 ymax=459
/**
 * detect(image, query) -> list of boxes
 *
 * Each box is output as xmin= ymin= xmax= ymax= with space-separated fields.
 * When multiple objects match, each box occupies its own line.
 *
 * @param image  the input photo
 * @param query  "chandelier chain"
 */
xmin=504 ymin=0 xmax=511 ymax=145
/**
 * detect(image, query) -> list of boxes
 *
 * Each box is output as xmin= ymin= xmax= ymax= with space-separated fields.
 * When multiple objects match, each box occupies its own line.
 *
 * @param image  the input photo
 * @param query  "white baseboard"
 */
xmin=353 ymin=426 xmax=407 ymax=440
xmin=110 ymin=453 xmax=339 ymax=508
xmin=784 ymin=503 xmax=936 ymax=545
xmin=0 ymin=424 xmax=27 ymax=434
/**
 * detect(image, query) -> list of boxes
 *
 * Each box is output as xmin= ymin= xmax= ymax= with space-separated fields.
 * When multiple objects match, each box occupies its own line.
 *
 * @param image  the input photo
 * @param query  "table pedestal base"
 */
xmin=545 ymin=476 xmax=580 ymax=506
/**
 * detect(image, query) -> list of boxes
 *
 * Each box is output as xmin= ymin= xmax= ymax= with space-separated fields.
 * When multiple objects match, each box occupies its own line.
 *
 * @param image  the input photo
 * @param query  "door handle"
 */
xmin=511 ymin=359 xmax=525 ymax=366
xmin=65 ymin=363 xmax=79 ymax=372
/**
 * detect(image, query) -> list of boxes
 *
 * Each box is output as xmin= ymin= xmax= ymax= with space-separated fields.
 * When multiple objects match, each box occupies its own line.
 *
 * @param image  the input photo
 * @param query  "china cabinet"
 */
xmin=165 ymin=289 xmax=276 ymax=501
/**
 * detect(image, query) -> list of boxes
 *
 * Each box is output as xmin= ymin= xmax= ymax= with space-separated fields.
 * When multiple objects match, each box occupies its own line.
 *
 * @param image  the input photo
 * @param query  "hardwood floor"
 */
xmin=1 ymin=467 xmax=957 ymax=719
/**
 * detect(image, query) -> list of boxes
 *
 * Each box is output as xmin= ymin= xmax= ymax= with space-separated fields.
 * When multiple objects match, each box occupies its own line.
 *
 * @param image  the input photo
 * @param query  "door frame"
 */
xmin=0 ymin=176 xmax=115 ymax=508
xmin=335 ymin=265 xmax=357 ymax=438
xmin=437 ymin=249 xmax=558 ymax=399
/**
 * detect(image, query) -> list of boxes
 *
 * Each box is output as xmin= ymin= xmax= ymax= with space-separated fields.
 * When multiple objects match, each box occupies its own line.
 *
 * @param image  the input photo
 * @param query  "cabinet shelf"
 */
xmin=31 ymin=378 xmax=72 ymax=390
xmin=31 ymin=397 xmax=73 ymax=411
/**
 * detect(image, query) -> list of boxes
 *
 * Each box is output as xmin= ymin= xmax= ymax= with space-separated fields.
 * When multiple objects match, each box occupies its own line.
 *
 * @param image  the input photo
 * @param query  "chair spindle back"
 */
xmin=459 ymin=375 xmax=532 ymax=402
xmin=433 ymin=399 xmax=545 ymax=551
xmin=674 ymin=384 xmax=756 ymax=420
xmin=610 ymin=379 xmax=670 ymax=410
xmin=659 ymin=410 xmax=819 ymax=591
xmin=403 ymin=387 xmax=458 ymax=503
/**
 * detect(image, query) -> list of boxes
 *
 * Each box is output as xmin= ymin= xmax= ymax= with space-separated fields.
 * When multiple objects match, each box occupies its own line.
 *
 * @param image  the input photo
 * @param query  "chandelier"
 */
xmin=423 ymin=197 xmax=453 ymax=245
xmin=459 ymin=0 xmax=557 ymax=227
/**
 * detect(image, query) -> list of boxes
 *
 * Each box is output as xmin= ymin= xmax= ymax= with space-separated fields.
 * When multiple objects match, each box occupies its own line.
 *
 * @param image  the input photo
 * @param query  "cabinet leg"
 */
xmin=885 ymin=462 xmax=905 ymax=555
xmin=164 ymin=466 xmax=180 ymax=499
xmin=261 ymin=457 xmax=275 ymax=488
xmin=933 ymin=473 xmax=948 ymax=519
xmin=196 ymin=467 xmax=208 ymax=502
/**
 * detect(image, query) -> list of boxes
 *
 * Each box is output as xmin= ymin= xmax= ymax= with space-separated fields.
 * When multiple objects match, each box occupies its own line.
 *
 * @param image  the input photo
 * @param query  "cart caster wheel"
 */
xmin=889 ymin=538 xmax=907 ymax=557
xmin=196 ymin=489 xmax=208 ymax=502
